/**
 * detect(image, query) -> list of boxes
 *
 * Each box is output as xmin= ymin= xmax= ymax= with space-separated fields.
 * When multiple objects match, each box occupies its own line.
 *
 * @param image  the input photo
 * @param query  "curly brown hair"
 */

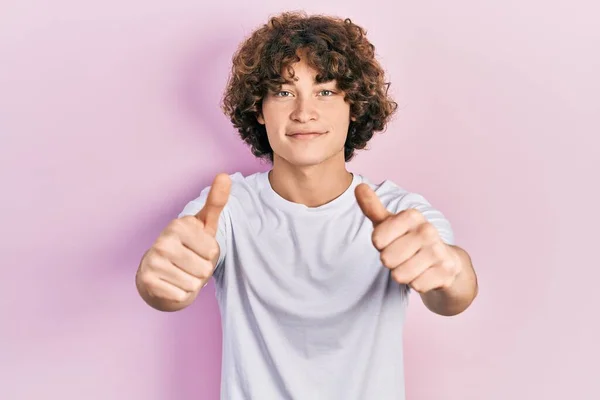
xmin=221 ymin=11 xmax=397 ymax=163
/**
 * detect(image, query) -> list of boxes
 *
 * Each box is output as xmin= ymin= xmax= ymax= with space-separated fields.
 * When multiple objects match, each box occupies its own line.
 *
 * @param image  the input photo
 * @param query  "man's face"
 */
xmin=257 ymin=57 xmax=353 ymax=168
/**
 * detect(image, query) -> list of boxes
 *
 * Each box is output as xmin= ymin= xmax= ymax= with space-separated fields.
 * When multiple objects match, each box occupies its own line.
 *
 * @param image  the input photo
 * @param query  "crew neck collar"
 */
xmin=259 ymin=170 xmax=362 ymax=214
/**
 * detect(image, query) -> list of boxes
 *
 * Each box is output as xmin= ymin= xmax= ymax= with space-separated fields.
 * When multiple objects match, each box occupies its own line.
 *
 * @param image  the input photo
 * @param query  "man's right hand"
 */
xmin=136 ymin=173 xmax=231 ymax=311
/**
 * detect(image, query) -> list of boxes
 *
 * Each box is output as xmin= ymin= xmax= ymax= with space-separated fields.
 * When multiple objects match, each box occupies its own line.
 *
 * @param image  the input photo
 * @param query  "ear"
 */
xmin=257 ymin=113 xmax=265 ymax=125
xmin=350 ymin=115 xmax=357 ymax=122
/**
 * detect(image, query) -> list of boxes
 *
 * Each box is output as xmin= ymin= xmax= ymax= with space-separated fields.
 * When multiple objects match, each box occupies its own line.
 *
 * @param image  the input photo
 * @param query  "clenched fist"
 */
xmin=136 ymin=173 xmax=231 ymax=311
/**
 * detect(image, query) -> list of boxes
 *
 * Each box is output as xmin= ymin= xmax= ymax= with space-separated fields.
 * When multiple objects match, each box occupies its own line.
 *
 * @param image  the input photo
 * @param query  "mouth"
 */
xmin=287 ymin=131 xmax=326 ymax=139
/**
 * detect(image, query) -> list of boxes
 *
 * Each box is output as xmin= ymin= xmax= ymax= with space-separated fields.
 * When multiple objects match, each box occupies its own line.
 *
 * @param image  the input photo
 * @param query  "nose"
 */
xmin=290 ymin=96 xmax=318 ymax=123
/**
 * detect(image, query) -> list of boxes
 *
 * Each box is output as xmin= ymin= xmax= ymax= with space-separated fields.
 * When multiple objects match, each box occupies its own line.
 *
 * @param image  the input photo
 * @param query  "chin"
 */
xmin=281 ymin=151 xmax=340 ymax=168
xmin=286 ymin=156 xmax=326 ymax=168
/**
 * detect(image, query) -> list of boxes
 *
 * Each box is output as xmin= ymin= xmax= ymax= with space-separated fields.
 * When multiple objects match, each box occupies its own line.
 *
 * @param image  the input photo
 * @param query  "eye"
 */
xmin=319 ymin=90 xmax=335 ymax=96
xmin=274 ymin=91 xmax=292 ymax=97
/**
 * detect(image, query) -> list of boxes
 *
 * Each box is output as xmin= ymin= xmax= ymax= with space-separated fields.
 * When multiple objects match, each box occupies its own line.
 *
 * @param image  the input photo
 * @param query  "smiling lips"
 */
xmin=287 ymin=131 xmax=326 ymax=139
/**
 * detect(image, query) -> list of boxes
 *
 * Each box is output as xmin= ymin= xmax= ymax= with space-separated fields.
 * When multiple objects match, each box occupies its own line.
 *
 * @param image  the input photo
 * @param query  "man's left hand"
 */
xmin=355 ymin=183 xmax=462 ymax=293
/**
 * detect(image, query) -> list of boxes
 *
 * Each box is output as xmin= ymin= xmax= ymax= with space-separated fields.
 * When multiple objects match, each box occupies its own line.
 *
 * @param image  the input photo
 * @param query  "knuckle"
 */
xmin=184 ymin=275 xmax=203 ymax=292
xmin=371 ymin=232 xmax=383 ymax=250
xmin=180 ymin=214 xmax=197 ymax=224
xmin=180 ymin=279 xmax=196 ymax=293
xmin=439 ymin=249 xmax=452 ymax=265
xmin=144 ymin=280 xmax=162 ymax=297
xmin=174 ymin=291 xmax=188 ymax=303
xmin=405 ymin=208 xmax=422 ymax=223
xmin=433 ymin=244 xmax=456 ymax=272
xmin=171 ymin=216 xmax=200 ymax=233
xmin=391 ymin=268 xmax=406 ymax=284
xmin=144 ymin=251 xmax=163 ymax=270
xmin=156 ymin=232 xmax=183 ymax=254
xmin=207 ymin=245 xmax=219 ymax=260
xmin=410 ymin=281 xmax=423 ymax=293
xmin=190 ymin=278 xmax=204 ymax=293
xmin=418 ymin=223 xmax=438 ymax=242
xmin=152 ymin=239 xmax=171 ymax=257
xmin=146 ymin=285 xmax=160 ymax=298
xmin=441 ymin=278 xmax=454 ymax=290
xmin=198 ymin=262 xmax=215 ymax=280
xmin=168 ymin=217 xmax=187 ymax=232
xmin=184 ymin=215 xmax=204 ymax=229
xmin=379 ymin=250 xmax=392 ymax=269
xmin=137 ymin=271 xmax=154 ymax=287
xmin=431 ymin=242 xmax=446 ymax=259
xmin=444 ymin=258 xmax=459 ymax=275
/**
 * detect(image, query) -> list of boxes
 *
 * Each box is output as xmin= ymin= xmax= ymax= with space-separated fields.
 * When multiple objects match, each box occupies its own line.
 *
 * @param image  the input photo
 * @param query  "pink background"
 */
xmin=1 ymin=1 xmax=599 ymax=399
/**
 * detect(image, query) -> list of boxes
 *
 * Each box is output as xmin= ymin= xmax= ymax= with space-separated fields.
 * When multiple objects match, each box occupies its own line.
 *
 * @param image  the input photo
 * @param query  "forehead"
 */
xmin=278 ymin=47 xmax=319 ymax=81
xmin=280 ymin=60 xmax=337 ymax=86
xmin=282 ymin=59 xmax=316 ymax=81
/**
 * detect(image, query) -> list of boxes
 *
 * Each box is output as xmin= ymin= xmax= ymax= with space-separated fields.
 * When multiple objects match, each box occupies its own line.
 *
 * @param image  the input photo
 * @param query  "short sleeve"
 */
xmin=393 ymin=192 xmax=455 ymax=245
xmin=177 ymin=186 xmax=228 ymax=270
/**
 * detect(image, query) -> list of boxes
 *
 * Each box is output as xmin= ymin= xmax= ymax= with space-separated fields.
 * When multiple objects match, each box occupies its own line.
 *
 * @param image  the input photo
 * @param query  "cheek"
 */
xmin=261 ymin=111 xmax=287 ymax=148
xmin=331 ymin=103 xmax=351 ymax=126
xmin=335 ymin=116 xmax=351 ymax=138
xmin=262 ymin=105 xmax=287 ymax=129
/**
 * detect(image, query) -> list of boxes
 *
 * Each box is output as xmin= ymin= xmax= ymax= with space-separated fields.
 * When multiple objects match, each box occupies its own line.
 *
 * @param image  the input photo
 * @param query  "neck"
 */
xmin=268 ymin=152 xmax=353 ymax=208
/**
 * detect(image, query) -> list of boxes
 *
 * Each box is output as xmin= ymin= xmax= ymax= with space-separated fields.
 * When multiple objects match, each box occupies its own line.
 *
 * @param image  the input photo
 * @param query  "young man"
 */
xmin=136 ymin=11 xmax=478 ymax=399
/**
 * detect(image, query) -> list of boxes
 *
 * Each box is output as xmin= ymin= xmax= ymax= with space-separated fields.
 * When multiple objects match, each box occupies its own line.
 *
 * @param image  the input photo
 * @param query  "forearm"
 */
xmin=420 ymin=245 xmax=478 ymax=316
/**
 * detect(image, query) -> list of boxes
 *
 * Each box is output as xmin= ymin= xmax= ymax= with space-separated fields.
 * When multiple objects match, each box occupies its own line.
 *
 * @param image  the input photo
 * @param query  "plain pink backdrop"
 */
xmin=1 ymin=1 xmax=599 ymax=399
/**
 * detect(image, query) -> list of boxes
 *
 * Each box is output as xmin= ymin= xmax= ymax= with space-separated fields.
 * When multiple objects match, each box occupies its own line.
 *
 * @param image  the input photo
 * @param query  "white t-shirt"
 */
xmin=178 ymin=170 xmax=454 ymax=400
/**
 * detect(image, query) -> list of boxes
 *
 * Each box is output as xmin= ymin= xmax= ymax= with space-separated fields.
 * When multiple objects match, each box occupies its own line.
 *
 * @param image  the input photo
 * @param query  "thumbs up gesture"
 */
xmin=355 ymin=183 xmax=461 ymax=294
xmin=136 ymin=174 xmax=231 ymax=309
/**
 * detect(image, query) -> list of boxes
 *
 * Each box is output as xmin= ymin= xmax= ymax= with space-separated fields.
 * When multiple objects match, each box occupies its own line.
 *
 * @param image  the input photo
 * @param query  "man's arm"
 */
xmin=135 ymin=174 xmax=230 ymax=313
xmin=354 ymin=184 xmax=479 ymax=317
xmin=420 ymin=245 xmax=478 ymax=316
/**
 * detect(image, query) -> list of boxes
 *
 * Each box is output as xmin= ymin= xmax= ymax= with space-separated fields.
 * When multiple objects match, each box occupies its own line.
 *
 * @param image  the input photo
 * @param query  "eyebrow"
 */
xmin=281 ymin=78 xmax=337 ymax=86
